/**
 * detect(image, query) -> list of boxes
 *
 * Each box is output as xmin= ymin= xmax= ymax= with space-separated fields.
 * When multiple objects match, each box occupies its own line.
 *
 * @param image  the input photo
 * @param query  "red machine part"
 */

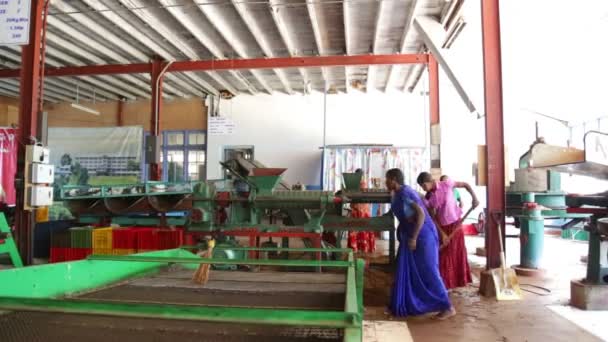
xmin=216 ymin=192 xmax=231 ymax=207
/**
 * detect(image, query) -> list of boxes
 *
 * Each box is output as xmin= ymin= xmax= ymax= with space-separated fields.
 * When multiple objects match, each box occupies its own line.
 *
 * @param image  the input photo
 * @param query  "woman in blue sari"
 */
xmin=386 ymin=168 xmax=455 ymax=319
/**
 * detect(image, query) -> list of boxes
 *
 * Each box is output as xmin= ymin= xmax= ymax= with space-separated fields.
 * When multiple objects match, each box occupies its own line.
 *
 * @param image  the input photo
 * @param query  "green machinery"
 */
xmin=506 ymin=169 xmax=588 ymax=271
xmin=0 ymin=247 xmax=366 ymax=341
xmin=61 ymin=166 xmax=397 ymax=260
xmin=0 ymin=213 xmax=23 ymax=268
xmin=508 ymin=131 xmax=608 ymax=309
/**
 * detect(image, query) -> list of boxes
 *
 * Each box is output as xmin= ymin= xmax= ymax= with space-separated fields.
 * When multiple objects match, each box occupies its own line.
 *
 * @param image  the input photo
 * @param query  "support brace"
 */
xmin=414 ymin=16 xmax=478 ymax=115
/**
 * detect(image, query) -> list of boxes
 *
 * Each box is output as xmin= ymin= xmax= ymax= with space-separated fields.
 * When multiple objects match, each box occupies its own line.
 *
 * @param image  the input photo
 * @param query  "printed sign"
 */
xmin=0 ymin=0 xmax=31 ymax=46
xmin=209 ymin=116 xmax=236 ymax=135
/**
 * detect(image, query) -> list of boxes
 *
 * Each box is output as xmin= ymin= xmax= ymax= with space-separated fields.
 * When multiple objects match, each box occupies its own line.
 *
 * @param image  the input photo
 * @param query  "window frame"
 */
xmin=142 ymin=130 xmax=207 ymax=182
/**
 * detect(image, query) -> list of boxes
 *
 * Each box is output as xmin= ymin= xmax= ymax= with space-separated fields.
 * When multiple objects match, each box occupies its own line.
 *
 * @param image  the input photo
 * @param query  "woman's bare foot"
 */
xmin=434 ymin=307 xmax=456 ymax=320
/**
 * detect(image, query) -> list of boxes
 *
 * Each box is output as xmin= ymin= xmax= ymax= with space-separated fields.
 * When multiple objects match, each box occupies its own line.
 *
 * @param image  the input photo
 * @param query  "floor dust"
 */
xmin=363 ymin=237 xmax=603 ymax=342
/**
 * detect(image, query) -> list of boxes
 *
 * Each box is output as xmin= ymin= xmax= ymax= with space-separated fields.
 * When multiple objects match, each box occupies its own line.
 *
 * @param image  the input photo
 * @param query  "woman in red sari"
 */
xmin=417 ymin=172 xmax=478 ymax=289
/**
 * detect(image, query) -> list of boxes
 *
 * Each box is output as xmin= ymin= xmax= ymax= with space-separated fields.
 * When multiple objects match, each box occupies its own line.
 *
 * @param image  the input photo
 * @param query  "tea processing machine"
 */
xmin=506 ymin=131 xmax=608 ymax=309
xmin=60 ymin=164 xmax=397 ymax=261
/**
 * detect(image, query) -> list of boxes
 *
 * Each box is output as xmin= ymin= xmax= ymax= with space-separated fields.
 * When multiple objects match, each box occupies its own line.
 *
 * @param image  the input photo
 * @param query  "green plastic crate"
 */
xmin=70 ymin=227 xmax=93 ymax=248
xmin=561 ymin=228 xmax=589 ymax=241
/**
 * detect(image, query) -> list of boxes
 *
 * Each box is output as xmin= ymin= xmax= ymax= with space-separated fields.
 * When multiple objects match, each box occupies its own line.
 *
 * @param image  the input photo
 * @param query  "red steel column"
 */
xmin=117 ymin=98 xmax=124 ymax=126
xmin=481 ymin=0 xmax=505 ymax=269
xmin=15 ymin=0 xmax=45 ymax=265
xmin=429 ymin=55 xmax=440 ymax=125
xmin=149 ymin=59 xmax=164 ymax=181
xmin=428 ymin=54 xmax=441 ymax=170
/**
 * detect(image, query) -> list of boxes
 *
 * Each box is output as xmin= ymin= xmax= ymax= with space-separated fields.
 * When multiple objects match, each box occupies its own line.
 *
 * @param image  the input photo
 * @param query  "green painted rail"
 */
xmin=87 ymin=255 xmax=354 ymax=267
xmin=0 ymin=297 xmax=360 ymax=328
xmin=180 ymin=245 xmax=353 ymax=253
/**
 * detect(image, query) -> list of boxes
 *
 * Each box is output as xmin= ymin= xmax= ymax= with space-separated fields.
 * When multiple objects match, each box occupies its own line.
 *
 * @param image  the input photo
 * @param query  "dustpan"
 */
xmin=490 ymin=218 xmax=522 ymax=300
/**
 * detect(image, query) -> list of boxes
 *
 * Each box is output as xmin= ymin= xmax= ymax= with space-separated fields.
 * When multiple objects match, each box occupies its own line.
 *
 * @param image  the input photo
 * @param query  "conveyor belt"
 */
xmin=0 ymin=268 xmax=346 ymax=342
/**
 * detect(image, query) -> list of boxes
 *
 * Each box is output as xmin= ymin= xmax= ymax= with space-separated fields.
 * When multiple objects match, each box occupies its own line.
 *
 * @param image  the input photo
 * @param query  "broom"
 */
xmin=192 ymin=239 xmax=215 ymax=285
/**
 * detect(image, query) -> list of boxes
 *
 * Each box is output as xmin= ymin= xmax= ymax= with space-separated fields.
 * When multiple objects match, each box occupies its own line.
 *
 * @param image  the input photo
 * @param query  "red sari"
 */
xmin=439 ymin=222 xmax=472 ymax=289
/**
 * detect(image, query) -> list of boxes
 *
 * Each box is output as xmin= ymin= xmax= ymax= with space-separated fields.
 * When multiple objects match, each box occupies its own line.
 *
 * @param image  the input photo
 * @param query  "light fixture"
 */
xmin=70 ymin=83 xmax=100 ymax=115
xmin=71 ymin=103 xmax=100 ymax=115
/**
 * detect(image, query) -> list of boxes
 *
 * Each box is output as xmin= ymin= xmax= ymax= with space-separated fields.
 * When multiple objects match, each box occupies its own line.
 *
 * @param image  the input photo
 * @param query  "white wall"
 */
xmin=208 ymin=91 xmax=428 ymax=185
xmin=434 ymin=0 xmax=608 ymax=205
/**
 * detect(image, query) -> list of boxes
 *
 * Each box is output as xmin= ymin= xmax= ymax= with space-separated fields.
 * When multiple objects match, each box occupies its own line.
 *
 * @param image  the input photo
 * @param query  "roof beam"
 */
xmin=367 ymin=0 xmax=386 ymax=92
xmin=156 ymin=0 xmax=251 ymax=95
xmin=2 ymin=79 xmax=73 ymax=102
xmin=268 ymin=0 xmax=308 ymax=92
xmin=45 ymin=31 xmax=156 ymax=99
xmin=306 ymin=1 xmax=328 ymax=87
xmin=115 ymin=0 xmax=220 ymax=95
xmin=232 ymin=0 xmax=294 ymax=94
xmin=43 ymin=45 xmax=147 ymax=100
xmin=195 ymin=2 xmax=272 ymax=94
xmin=5 ymin=45 xmax=139 ymax=101
xmin=385 ymin=0 xmax=421 ymax=91
xmin=0 ymin=47 xmax=110 ymax=101
xmin=47 ymin=5 xmax=186 ymax=98
xmin=53 ymin=0 xmax=210 ymax=97
xmin=414 ymin=16 xmax=476 ymax=113
xmin=342 ymin=0 xmax=352 ymax=93
xmin=0 ymin=81 xmax=65 ymax=103
xmin=0 ymin=54 xmax=429 ymax=78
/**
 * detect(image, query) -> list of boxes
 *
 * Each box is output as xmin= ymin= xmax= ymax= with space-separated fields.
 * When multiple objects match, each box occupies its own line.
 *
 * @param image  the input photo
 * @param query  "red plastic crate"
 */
xmin=112 ymin=227 xmax=138 ymax=249
xmin=134 ymin=227 xmax=184 ymax=251
xmin=67 ymin=248 xmax=92 ymax=261
xmin=50 ymin=247 xmax=69 ymax=263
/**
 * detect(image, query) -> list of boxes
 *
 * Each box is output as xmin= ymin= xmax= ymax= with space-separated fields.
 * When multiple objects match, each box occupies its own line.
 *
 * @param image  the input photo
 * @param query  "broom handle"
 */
xmin=496 ymin=220 xmax=507 ymax=271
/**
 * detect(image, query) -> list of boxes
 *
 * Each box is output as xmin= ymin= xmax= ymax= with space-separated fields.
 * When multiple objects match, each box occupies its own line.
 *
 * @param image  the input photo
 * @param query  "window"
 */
xmin=167 ymin=132 xmax=184 ymax=146
xmin=142 ymin=130 xmax=206 ymax=182
xmin=188 ymin=150 xmax=206 ymax=181
xmin=188 ymin=132 xmax=206 ymax=145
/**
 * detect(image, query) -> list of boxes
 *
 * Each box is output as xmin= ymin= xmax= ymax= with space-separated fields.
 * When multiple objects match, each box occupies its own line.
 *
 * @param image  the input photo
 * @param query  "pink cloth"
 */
xmin=425 ymin=180 xmax=462 ymax=226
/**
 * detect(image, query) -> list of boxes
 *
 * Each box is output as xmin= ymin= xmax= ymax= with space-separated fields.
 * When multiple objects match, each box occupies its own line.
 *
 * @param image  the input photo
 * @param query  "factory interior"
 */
xmin=0 ymin=0 xmax=607 ymax=341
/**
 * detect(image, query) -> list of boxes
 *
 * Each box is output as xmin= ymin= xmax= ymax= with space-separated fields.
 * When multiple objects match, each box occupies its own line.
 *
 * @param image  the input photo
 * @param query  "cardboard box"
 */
xmin=476 ymin=145 xmax=509 ymax=186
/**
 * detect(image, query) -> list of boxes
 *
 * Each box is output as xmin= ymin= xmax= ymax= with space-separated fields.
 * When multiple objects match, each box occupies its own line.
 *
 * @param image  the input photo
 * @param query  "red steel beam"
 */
xmin=149 ymin=59 xmax=164 ymax=181
xmin=15 ymin=0 xmax=46 ymax=265
xmin=481 ymin=0 xmax=506 ymax=270
xmin=0 ymin=54 xmax=429 ymax=78
xmin=429 ymin=54 xmax=440 ymax=125
xmin=116 ymin=98 xmax=124 ymax=126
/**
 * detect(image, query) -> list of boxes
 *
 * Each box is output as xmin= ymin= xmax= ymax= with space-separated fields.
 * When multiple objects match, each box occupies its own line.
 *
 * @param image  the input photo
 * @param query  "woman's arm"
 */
xmin=454 ymin=181 xmax=480 ymax=209
xmin=408 ymin=201 xmax=426 ymax=250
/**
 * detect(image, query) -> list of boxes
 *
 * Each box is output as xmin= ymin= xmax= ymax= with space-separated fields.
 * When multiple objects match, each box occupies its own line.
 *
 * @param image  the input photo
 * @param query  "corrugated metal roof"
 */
xmin=0 ymin=0 xmax=452 ymax=102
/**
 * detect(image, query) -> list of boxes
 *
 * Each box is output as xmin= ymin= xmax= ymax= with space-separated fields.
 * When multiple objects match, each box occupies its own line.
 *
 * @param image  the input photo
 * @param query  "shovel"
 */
xmin=490 ymin=215 xmax=522 ymax=300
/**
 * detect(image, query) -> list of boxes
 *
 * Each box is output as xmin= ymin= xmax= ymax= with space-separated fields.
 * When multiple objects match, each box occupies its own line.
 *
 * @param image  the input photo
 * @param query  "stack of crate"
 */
xmin=112 ymin=228 xmax=137 ymax=255
xmin=49 ymin=226 xmax=184 ymax=263
xmin=69 ymin=227 xmax=93 ymax=260
xmin=92 ymin=227 xmax=113 ymax=255
xmin=49 ymin=230 xmax=71 ymax=263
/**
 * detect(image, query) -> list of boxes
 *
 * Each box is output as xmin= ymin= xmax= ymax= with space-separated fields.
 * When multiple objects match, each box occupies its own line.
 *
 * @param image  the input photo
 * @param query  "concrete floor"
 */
xmin=362 ymin=233 xmax=605 ymax=342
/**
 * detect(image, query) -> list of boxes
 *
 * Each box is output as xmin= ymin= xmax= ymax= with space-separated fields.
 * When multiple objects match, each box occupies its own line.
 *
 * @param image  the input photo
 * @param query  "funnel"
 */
xmin=342 ymin=172 xmax=362 ymax=191
xmin=248 ymin=168 xmax=286 ymax=195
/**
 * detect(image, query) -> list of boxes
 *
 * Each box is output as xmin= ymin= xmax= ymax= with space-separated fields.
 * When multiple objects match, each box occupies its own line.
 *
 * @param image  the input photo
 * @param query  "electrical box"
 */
xmin=145 ymin=135 xmax=162 ymax=164
xmin=26 ymin=145 xmax=50 ymax=164
xmin=29 ymin=186 xmax=53 ymax=207
xmin=30 ymin=163 xmax=55 ymax=184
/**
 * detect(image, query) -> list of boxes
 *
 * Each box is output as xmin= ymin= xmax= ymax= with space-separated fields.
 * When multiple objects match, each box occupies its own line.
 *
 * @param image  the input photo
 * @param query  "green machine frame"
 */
xmin=0 ymin=214 xmax=23 ymax=268
xmin=0 ymin=247 xmax=365 ymax=341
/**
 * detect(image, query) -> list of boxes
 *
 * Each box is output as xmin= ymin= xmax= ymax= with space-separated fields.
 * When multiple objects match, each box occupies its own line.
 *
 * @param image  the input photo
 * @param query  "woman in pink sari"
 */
xmin=418 ymin=172 xmax=478 ymax=289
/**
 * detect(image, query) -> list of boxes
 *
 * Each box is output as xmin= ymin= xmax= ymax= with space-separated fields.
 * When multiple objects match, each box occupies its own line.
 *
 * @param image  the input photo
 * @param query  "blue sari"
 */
xmin=390 ymin=185 xmax=451 ymax=316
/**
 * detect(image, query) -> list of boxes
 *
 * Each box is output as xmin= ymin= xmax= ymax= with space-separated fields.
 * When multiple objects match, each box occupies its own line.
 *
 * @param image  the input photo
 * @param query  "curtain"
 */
xmin=322 ymin=146 xmax=428 ymax=192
